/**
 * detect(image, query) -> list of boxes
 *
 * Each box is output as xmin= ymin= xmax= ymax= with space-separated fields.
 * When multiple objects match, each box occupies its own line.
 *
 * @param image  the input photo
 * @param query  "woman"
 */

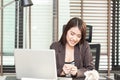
xmin=50 ymin=17 xmax=94 ymax=78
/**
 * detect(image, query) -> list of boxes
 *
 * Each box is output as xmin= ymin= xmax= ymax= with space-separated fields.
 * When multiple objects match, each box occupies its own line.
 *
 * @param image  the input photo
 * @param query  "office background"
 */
xmin=0 ymin=0 xmax=119 ymax=76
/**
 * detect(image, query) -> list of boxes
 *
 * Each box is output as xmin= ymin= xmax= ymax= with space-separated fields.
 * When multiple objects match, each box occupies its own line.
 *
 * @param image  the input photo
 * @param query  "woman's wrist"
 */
xmin=60 ymin=70 xmax=66 ymax=76
xmin=71 ymin=72 xmax=77 ymax=77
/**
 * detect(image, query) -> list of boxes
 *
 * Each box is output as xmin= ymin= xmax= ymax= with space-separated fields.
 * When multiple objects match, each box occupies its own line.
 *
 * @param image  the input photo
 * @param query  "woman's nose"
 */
xmin=72 ymin=36 xmax=77 ymax=41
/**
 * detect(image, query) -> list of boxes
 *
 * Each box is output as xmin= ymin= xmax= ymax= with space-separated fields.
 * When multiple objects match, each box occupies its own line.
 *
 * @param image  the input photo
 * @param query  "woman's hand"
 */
xmin=62 ymin=64 xmax=77 ymax=76
xmin=62 ymin=64 xmax=72 ymax=75
xmin=70 ymin=65 xmax=77 ymax=76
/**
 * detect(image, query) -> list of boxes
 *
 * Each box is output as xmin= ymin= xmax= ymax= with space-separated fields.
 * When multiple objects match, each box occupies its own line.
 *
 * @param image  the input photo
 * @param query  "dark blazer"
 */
xmin=50 ymin=41 xmax=94 ymax=78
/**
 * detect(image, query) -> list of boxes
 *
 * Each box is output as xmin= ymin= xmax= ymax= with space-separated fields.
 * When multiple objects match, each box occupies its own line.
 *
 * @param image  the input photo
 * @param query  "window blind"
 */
xmin=29 ymin=0 xmax=53 ymax=49
xmin=58 ymin=0 xmax=70 ymax=39
xmin=3 ymin=0 xmax=15 ymax=56
xmin=0 ymin=0 xmax=16 ymax=73
xmin=111 ymin=0 xmax=120 ymax=70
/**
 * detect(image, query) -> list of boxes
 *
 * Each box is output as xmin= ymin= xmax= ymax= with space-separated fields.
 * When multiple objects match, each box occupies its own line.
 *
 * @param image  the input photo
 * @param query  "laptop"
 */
xmin=14 ymin=49 xmax=57 ymax=80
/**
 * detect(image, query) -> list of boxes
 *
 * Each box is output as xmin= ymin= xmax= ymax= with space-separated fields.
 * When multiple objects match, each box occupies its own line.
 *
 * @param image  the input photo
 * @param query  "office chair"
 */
xmin=89 ymin=43 xmax=100 ymax=71
xmin=86 ymin=25 xmax=92 ymax=42
xmin=86 ymin=25 xmax=100 ymax=71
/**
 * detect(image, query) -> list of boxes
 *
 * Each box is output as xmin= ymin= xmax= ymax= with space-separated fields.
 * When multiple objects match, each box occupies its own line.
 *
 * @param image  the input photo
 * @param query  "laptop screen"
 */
xmin=14 ymin=49 xmax=57 ymax=80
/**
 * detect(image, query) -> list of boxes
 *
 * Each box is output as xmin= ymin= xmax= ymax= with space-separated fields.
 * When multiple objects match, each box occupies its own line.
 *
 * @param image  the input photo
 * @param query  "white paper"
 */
xmin=0 ymin=76 xmax=6 ymax=80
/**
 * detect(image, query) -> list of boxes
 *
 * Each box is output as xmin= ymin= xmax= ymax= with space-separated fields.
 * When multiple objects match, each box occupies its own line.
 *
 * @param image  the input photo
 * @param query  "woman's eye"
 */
xmin=77 ymin=35 xmax=81 ymax=38
xmin=71 ymin=32 xmax=74 ymax=35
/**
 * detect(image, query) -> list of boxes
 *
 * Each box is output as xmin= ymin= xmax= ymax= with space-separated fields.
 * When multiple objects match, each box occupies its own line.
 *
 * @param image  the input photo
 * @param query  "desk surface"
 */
xmin=5 ymin=76 xmax=113 ymax=80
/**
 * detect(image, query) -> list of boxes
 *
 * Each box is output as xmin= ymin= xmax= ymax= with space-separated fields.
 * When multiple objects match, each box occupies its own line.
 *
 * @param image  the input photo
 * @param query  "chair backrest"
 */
xmin=63 ymin=25 xmax=93 ymax=42
xmin=89 ymin=43 xmax=100 ymax=71
xmin=86 ymin=25 xmax=92 ymax=42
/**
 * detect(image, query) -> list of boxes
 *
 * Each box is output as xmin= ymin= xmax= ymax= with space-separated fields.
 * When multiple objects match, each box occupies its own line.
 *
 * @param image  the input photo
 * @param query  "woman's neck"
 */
xmin=66 ymin=43 xmax=74 ymax=50
xmin=65 ymin=43 xmax=74 ymax=62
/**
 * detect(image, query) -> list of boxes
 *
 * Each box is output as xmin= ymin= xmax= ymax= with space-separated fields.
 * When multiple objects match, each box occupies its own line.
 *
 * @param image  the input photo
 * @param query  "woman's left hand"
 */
xmin=70 ymin=65 xmax=77 ymax=76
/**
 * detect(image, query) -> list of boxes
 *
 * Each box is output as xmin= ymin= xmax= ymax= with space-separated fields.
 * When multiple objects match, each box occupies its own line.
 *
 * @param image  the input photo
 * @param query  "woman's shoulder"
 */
xmin=50 ymin=41 xmax=62 ymax=49
xmin=81 ymin=41 xmax=89 ymax=46
xmin=51 ymin=41 xmax=60 ymax=46
xmin=78 ymin=41 xmax=90 ymax=50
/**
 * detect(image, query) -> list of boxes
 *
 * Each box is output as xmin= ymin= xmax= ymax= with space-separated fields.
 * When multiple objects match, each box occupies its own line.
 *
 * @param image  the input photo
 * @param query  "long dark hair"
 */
xmin=59 ymin=17 xmax=86 ymax=46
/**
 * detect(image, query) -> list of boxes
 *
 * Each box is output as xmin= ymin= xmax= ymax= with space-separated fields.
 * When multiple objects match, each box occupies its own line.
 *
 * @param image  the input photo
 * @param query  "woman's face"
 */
xmin=66 ymin=26 xmax=81 ymax=47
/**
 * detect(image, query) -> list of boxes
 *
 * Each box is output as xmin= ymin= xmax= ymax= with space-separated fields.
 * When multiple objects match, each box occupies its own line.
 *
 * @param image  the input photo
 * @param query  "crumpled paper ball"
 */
xmin=84 ymin=69 xmax=99 ymax=80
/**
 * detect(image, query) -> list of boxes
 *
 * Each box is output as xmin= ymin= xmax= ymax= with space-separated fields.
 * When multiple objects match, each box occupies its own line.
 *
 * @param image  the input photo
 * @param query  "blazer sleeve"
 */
xmin=50 ymin=42 xmax=64 ymax=77
xmin=76 ymin=41 xmax=94 ymax=78
xmin=50 ymin=42 xmax=56 ymax=49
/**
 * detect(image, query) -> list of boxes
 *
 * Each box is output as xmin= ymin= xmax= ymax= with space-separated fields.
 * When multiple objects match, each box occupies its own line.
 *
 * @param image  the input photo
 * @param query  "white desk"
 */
xmin=5 ymin=75 xmax=113 ymax=80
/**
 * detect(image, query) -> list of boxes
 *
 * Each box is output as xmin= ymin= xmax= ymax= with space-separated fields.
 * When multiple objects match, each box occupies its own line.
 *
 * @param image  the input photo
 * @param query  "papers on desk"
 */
xmin=0 ymin=76 xmax=6 ymax=80
xmin=58 ymin=77 xmax=72 ymax=80
xmin=84 ymin=69 xmax=99 ymax=80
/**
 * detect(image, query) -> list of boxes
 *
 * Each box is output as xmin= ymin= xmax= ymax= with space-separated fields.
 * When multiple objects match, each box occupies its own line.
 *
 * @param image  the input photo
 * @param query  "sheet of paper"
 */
xmin=0 ymin=76 xmax=6 ymax=80
xmin=58 ymin=77 xmax=72 ymax=80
